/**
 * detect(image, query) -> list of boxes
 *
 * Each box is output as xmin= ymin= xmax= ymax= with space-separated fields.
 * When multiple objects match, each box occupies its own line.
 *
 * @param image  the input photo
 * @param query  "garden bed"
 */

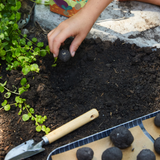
xmin=1 ymin=1 xmax=160 ymax=160
xmin=1 ymin=36 xmax=160 ymax=160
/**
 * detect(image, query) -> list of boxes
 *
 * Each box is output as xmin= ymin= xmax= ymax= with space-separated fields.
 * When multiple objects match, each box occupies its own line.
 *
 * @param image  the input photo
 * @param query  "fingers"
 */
xmin=70 ymin=33 xmax=86 ymax=57
xmin=48 ymin=27 xmax=72 ymax=57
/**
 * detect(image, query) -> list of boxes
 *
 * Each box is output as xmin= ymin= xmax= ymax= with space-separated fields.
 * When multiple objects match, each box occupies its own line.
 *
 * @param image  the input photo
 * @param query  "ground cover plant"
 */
xmin=0 ymin=0 xmax=53 ymax=134
xmin=1 ymin=0 xmax=160 ymax=160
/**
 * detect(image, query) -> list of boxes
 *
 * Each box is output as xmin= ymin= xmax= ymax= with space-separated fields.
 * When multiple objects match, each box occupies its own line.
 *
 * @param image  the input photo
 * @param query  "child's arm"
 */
xmin=48 ymin=0 xmax=113 ymax=57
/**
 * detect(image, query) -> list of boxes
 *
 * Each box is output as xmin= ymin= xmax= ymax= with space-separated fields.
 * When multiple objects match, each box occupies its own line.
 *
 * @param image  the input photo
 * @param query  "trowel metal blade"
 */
xmin=5 ymin=139 xmax=45 ymax=160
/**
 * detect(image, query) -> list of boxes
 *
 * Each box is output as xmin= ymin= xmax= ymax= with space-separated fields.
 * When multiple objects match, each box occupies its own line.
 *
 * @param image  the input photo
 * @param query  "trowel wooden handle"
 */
xmin=45 ymin=109 xmax=99 ymax=144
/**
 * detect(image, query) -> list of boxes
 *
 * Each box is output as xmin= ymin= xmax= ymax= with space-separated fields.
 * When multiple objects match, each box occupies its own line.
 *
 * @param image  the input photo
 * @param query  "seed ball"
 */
xmin=110 ymin=126 xmax=134 ymax=149
xmin=137 ymin=149 xmax=156 ymax=160
xmin=154 ymin=137 xmax=160 ymax=154
xmin=76 ymin=147 xmax=94 ymax=160
xmin=101 ymin=147 xmax=122 ymax=160
xmin=154 ymin=113 xmax=160 ymax=127
xmin=58 ymin=49 xmax=71 ymax=62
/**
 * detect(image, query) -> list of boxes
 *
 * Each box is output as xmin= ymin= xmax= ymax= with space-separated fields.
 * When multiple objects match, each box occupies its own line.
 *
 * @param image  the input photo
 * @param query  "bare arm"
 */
xmin=47 ymin=0 xmax=113 ymax=57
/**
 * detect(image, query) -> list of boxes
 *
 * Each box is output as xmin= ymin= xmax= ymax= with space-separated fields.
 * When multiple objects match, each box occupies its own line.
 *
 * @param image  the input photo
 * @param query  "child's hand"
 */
xmin=47 ymin=9 xmax=95 ymax=57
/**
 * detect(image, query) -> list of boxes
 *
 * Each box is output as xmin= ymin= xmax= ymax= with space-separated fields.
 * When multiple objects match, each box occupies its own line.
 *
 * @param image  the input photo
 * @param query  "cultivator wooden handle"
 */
xmin=45 ymin=109 xmax=99 ymax=144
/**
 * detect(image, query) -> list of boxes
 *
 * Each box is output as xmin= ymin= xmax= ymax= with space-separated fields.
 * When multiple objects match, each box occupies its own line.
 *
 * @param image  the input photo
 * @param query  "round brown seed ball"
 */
xmin=137 ymin=149 xmax=155 ymax=160
xmin=76 ymin=147 xmax=94 ymax=160
xmin=154 ymin=137 xmax=160 ymax=154
xmin=154 ymin=113 xmax=160 ymax=127
xmin=101 ymin=147 xmax=122 ymax=160
xmin=110 ymin=126 xmax=134 ymax=149
xmin=58 ymin=49 xmax=71 ymax=62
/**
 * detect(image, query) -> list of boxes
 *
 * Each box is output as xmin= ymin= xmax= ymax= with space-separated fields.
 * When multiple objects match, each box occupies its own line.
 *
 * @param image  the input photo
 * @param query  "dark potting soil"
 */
xmin=1 ymin=36 xmax=160 ymax=160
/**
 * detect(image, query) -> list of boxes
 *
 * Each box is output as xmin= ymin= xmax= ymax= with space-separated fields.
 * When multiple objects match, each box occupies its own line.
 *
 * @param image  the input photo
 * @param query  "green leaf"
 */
xmin=22 ymin=66 xmax=30 ymax=75
xmin=45 ymin=127 xmax=50 ymax=134
xmin=42 ymin=125 xmax=46 ymax=131
xmin=45 ymin=45 xmax=50 ymax=53
xmin=20 ymin=38 xmax=26 ymax=46
xmin=40 ymin=50 xmax=47 ymax=57
xmin=32 ymin=38 xmax=37 ymax=43
xmin=28 ymin=112 xmax=32 ymax=117
xmin=18 ymin=110 xmax=22 ymax=115
xmin=36 ymin=125 xmax=42 ymax=132
xmin=0 ymin=33 xmax=4 ymax=40
xmin=29 ymin=108 xmax=34 ymax=114
xmin=0 ymin=85 xmax=4 ymax=93
xmin=16 ymin=1 xmax=21 ymax=10
xmin=23 ymin=34 xmax=27 ymax=38
xmin=31 ymin=116 xmax=35 ymax=121
xmin=25 ymin=84 xmax=30 ymax=89
xmin=30 ymin=64 xmax=39 ymax=72
xmin=4 ymin=104 xmax=11 ymax=111
xmin=37 ymin=42 xmax=44 ymax=48
xmin=52 ymin=64 xmax=57 ymax=67
xmin=12 ymin=40 xmax=18 ymax=45
xmin=27 ymin=41 xmax=32 ymax=46
xmin=21 ymin=78 xmax=27 ymax=86
xmin=4 ymin=92 xmax=11 ymax=98
xmin=1 ymin=100 xmax=7 ymax=107
xmin=44 ymin=115 xmax=47 ymax=120
xmin=18 ymin=104 xmax=22 ymax=108
xmin=18 ymin=87 xmax=25 ymax=95
xmin=22 ymin=114 xmax=30 ymax=121
xmin=13 ymin=61 xmax=20 ymax=68
xmin=15 ymin=96 xmax=24 ymax=103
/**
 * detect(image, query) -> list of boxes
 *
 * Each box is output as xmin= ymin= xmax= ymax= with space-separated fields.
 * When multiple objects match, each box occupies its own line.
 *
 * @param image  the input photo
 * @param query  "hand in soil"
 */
xmin=47 ymin=6 xmax=97 ymax=58
xmin=58 ymin=49 xmax=71 ymax=62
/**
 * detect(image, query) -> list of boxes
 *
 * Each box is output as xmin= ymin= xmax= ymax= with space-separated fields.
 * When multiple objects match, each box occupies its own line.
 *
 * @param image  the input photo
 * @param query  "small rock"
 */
xmin=21 ymin=29 xmax=29 ymax=35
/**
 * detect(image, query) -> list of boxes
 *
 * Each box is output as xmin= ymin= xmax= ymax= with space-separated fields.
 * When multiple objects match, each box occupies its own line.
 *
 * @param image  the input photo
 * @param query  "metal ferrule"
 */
xmin=42 ymin=136 xmax=49 ymax=145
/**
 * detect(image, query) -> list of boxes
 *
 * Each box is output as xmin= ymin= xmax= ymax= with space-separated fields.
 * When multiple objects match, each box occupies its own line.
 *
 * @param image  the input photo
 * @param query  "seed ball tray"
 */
xmin=47 ymin=110 xmax=160 ymax=160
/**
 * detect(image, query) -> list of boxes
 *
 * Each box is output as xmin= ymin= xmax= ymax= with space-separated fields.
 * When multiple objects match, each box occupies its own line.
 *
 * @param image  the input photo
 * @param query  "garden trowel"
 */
xmin=5 ymin=109 xmax=99 ymax=160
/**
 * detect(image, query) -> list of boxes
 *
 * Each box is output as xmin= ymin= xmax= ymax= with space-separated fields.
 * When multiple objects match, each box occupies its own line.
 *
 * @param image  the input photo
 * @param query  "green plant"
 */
xmin=0 ymin=0 xmax=51 ymax=75
xmin=0 ymin=0 xmax=53 ymax=134
xmin=0 ymin=78 xmax=50 ymax=134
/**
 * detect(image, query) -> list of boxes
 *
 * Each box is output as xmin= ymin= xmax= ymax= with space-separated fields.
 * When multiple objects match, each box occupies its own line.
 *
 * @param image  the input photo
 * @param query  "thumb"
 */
xmin=70 ymin=34 xmax=86 ymax=57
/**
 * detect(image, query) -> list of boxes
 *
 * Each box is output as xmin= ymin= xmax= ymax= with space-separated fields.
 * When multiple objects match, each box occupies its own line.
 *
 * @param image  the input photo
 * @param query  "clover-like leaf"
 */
xmin=4 ymin=104 xmax=11 ymax=111
xmin=1 ymin=100 xmax=7 ymax=107
xmin=22 ymin=114 xmax=30 ymax=121
xmin=4 ymin=92 xmax=11 ymax=98
xmin=21 ymin=78 xmax=27 ymax=86
xmin=0 ymin=85 xmax=4 ymax=93
xmin=36 ymin=125 xmax=42 ymax=132
xmin=29 ymin=108 xmax=34 ymax=114
xmin=45 ymin=127 xmax=51 ymax=134
xmin=32 ymin=37 xmax=37 ymax=43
